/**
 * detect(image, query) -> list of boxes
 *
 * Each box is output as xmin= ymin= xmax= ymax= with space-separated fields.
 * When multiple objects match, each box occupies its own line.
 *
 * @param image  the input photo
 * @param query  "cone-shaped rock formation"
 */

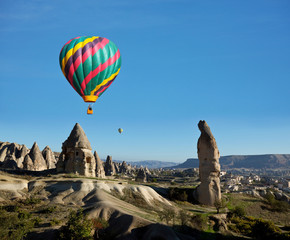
xmin=57 ymin=123 xmax=95 ymax=177
xmin=29 ymin=142 xmax=47 ymax=171
xmin=63 ymin=123 xmax=92 ymax=150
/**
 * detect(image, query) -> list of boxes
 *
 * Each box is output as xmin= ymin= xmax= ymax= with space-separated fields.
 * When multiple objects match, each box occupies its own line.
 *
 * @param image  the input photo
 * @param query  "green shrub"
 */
xmin=191 ymin=214 xmax=207 ymax=231
xmin=214 ymin=198 xmax=227 ymax=214
xmin=168 ymin=188 xmax=188 ymax=202
xmin=151 ymin=178 xmax=157 ymax=183
xmin=3 ymin=205 xmax=19 ymax=212
xmin=58 ymin=210 xmax=93 ymax=240
xmin=18 ymin=210 xmax=31 ymax=220
xmin=264 ymin=191 xmax=290 ymax=212
xmin=157 ymin=208 xmax=176 ymax=225
xmin=179 ymin=210 xmax=190 ymax=226
xmin=228 ymin=205 xmax=246 ymax=219
xmin=0 ymin=211 xmax=34 ymax=240
xmin=23 ymin=196 xmax=41 ymax=205
xmin=39 ymin=206 xmax=58 ymax=214
xmin=251 ymin=218 xmax=281 ymax=240
xmin=50 ymin=218 xmax=61 ymax=226
xmin=229 ymin=216 xmax=288 ymax=240
xmin=32 ymin=217 xmax=42 ymax=227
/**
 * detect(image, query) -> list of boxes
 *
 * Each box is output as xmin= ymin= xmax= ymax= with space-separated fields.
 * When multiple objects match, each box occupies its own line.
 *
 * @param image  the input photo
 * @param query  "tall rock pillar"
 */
xmin=196 ymin=120 xmax=221 ymax=206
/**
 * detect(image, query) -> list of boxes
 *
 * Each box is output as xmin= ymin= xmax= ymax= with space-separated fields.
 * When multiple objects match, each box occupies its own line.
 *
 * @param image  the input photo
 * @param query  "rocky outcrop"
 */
xmin=2 ymin=154 xmax=18 ymax=169
xmin=16 ymin=145 xmax=29 ymax=168
xmin=0 ymin=141 xmax=54 ymax=171
xmin=94 ymin=151 xmax=105 ymax=178
xmin=56 ymin=123 xmax=95 ymax=177
xmin=23 ymin=154 xmax=34 ymax=171
xmin=0 ymin=142 xmax=29 ymax=168
xmin=104 ymin=155 xmax=115 ymax=176
xmin=29 ymin=142 xmax=47 ymax=171
xmin=135 ymin=167 xmax=147 ymax=182
xmin=195 ymin=120 xmax=221 ymax=206
xmin=120 ymin=161 xmax=128 ymax=174
xmin=42 ymin=146 xmax=57 ymax=169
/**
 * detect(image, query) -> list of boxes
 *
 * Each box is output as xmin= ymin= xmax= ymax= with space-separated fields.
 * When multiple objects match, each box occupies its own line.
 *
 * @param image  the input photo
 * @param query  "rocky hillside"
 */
xmin=170 ymin=154 xmax=290 ymax=169
xmin=0 ymin=141 xmax=56 ymax=171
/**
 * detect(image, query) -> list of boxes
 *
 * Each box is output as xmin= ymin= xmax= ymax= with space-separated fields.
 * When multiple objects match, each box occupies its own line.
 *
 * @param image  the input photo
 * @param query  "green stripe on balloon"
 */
xmin=83 ymin=57 xmax=121 ymax=95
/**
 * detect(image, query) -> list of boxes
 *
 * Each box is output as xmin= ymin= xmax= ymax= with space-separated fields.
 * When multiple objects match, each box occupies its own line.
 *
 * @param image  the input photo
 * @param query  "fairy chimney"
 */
xmin=57 ymin=123 xmax=95 ymax=177
xmin=94 ymin=151 xmax=105 ymax=178
xmin=195 ymin=120 xmax=221 ymax=206
xmin=28 ymin=142 xmax=47 ymax=171
xmin=23 ymin=154 xmax=34 ymax=171
xmin=42 ymin=146 xmax=57 ymax=169
xmin=135 ymin=167 xmax=147 ymax=182
xmin=104 ymin=155 xmax=115 ymax=176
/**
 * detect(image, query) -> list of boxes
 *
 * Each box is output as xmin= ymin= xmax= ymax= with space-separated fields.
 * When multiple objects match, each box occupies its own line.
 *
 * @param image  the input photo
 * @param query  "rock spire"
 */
xmin=63 ymin=123 xmax=92 ymax=150
xmin=195 ymin=120 xmax=221 ymax=206
xmin=57 ymin=123 xmax=95 ymax=177
xmin=29 ymin=142 xmax=47 ymax=171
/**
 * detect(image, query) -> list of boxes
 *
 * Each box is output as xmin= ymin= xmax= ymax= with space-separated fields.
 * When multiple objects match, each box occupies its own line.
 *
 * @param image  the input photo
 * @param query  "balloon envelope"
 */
xmin=59 ymin=36 xmax=121 ymax=103
xmin=118 ymin=128 xmax=123 ymax=134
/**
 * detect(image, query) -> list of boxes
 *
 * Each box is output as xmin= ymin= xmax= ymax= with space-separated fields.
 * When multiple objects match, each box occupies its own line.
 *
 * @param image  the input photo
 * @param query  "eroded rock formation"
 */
xmin=195 ymin=120 xmax=221 ymax=206
xmin=42 ymin=146 xmax=57 ymax=169
xmin=135 ymin=167 xmax=147 ymax=182
xmin=104 ymin=155 xmax=115 ymax=176
xmin=94 ymin=151 xmax=105 ymax=178
xmin=56 ymin=123 xmax=95 ymax=177
xmin=28 ymin=142 xmax=47 ymax=171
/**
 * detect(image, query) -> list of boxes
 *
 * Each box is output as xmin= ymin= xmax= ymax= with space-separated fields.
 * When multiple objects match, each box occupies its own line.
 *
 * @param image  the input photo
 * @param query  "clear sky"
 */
xmin=0 ymin=0 xmax=289 ymax=162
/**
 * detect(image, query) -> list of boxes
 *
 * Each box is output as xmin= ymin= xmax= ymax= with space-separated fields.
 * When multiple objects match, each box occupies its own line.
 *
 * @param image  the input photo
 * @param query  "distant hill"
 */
xmin=114 ymin=160 xmax=178 ymax=169
xmin=169 ymin=154 xmax=290 ymax=170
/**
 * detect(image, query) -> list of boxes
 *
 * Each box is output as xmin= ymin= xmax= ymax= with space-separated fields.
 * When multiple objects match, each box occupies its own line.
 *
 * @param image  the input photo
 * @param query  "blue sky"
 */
xmin=0 ymin=0 xmax=289 ymax=162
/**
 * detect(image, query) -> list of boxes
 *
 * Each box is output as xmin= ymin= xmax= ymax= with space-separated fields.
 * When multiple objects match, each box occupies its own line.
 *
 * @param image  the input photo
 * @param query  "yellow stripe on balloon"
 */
xmin=90 ymin=68 xmax=120 ymax=95
xmin=61 ymin=37 xmax=99 ymax=74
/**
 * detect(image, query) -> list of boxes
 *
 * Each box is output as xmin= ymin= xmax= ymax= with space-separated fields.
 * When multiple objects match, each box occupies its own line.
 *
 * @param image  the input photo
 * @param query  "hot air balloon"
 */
xmin=118 ymin=128 xmax=123 ymax=134
xmin=59 ymin=36 xmax=121 ymax=114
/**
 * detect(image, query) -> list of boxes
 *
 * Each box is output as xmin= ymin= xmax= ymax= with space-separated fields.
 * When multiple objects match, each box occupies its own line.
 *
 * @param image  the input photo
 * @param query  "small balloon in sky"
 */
xmin=59 ymin=36 xmax=122 ymax=115
xmin=118 ymin=128 xmax=123 ymax=134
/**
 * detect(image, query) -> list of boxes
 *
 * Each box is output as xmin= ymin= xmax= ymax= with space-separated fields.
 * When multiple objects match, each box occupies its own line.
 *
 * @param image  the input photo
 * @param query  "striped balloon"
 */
xmin=59 ymin=36 xmax=121 ymax=103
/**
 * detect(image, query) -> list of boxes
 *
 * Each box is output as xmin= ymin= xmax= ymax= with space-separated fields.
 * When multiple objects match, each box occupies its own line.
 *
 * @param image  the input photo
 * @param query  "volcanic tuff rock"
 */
xmin=195 ymin=120 xmax=221 ymax=206
xmin=94 ymin=151 xmax=105 ymax=178
xmin=29 ymin=142 xmax=47 ymax=171
xmin=2 ymin=154 xmax=18 ymax=169
xmin=0 ymin=141 xmax=57 ymax=171
xmin=23 ymin=154 xmax=34 ymax=171
xmin=42 ymin=146 xmax=57 ymax=169
xmin=63 ymin=123 xmax=92 ymax=150
xmin=57 ymin=123 xmax=95 ymax=177
xmin=135 ymin=167 xmax=147 ymax=182
xmin=104 ymin=155 xmax=116 ymax=176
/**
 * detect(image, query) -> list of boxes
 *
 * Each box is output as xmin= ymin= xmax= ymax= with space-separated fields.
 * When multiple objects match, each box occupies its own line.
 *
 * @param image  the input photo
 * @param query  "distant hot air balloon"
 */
xmin=59 ymin=36 xmax=121 ymax=114
xmin=118 ymin=128 xmax=123 ymax=134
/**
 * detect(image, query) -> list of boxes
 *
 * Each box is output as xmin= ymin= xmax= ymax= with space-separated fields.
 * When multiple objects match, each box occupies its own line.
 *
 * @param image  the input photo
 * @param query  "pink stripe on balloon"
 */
xmin=60 ymin=36 xmax=81 ymax=52
xmin=83 ymin=38 xmax=109 ymax=63
xmin=66 ymin=38 xmax=110 ymax=89
xmin=80 ymin=49 xmax=120 ymax=92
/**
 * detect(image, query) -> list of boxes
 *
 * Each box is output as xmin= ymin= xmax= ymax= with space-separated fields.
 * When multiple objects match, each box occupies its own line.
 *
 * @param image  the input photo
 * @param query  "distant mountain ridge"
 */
xmin=169 ymin=154 xmax=290 ymax=169
xmin=114 ymin=160 xmax=178 ymax=169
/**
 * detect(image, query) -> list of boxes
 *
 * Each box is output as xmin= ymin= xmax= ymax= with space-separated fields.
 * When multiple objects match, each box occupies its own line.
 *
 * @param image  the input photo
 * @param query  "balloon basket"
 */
xmin=87 ymin=106 xmax=93 ymax=115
